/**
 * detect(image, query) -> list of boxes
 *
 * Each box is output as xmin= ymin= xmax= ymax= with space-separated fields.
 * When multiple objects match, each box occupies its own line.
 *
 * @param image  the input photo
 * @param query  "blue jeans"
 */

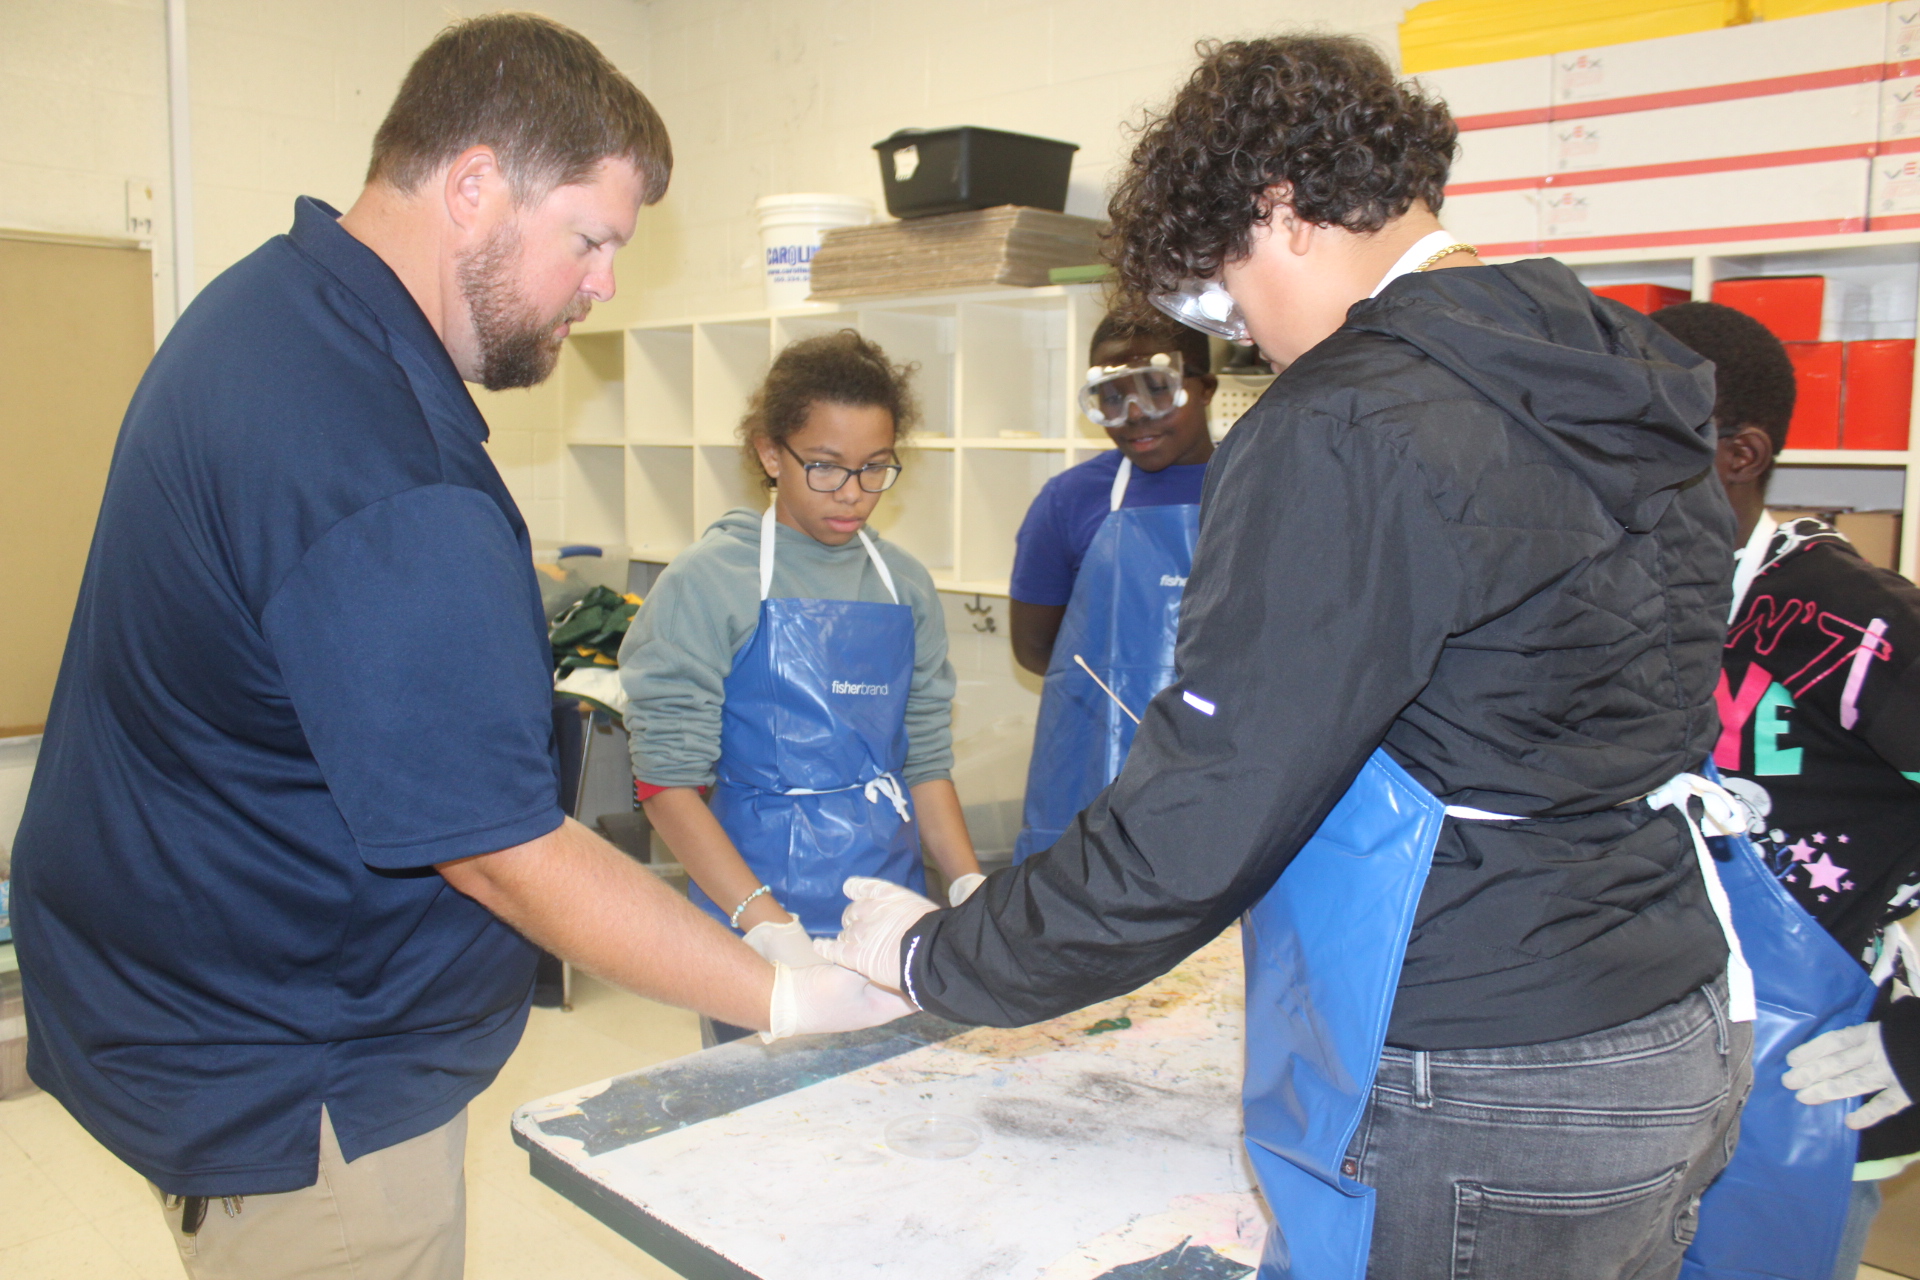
xmin=1345 ymin=978 xmax=1753 ymax=1280
xmin=1832 ymin=1177 xmax=1882 ymax=1280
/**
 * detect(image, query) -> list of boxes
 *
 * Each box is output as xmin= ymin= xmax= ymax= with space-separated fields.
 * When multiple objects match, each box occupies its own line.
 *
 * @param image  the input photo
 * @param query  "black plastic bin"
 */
xmin=873 ymin=126 xmax=1078 ymax=218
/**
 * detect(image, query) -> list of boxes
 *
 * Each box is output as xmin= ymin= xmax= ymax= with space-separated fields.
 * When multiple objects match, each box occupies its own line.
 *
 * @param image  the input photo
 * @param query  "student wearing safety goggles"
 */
xmin=823 ymin=34 xmax=1765 ymax=1280
xmin=1006 ymin=317 xmax=1216 ymax=862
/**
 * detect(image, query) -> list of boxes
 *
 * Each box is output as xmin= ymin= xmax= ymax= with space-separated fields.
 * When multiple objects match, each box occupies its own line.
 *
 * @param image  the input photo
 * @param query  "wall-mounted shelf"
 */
xmin=1496 ymin=227 xmax=1920 ymax=577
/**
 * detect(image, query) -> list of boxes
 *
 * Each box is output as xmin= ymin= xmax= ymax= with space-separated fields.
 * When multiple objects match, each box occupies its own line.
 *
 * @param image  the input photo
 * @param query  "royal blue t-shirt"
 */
xmin=1008 ymin=450 xmax=1208 ymax=606
xmin=11 ymin=197 xmax=564 ymax=1195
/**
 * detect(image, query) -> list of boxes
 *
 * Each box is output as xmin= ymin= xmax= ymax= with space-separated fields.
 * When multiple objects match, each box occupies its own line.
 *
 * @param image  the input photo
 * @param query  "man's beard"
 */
xmin=456 ymin=225 xmax=588 ymax=391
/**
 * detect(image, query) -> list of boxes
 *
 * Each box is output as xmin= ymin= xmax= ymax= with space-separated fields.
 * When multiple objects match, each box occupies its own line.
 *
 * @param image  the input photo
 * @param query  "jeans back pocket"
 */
xmin=1452 ymin=1163 xmax=1685 ymax=1280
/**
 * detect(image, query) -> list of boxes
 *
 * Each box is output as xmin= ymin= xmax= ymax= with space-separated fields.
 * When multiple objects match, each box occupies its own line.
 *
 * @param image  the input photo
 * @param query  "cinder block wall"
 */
xmin=623 ymin=0 xmax=1408 ymax=326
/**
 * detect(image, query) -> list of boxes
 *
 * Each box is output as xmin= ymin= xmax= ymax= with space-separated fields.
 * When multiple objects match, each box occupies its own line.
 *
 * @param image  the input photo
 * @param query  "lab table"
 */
xmin=511 ymin=926 xmax=1265 ymax=1280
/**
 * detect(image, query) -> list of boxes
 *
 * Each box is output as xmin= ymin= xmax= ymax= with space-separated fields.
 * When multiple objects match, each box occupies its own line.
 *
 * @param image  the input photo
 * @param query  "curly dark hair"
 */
xmin=1108 ymin=35 xmax=1457 ymax=309
xmin=1650 ymin=301 xmax=1797 ymax=455
xmin=740 ymin=330 xmax=918 ymax=486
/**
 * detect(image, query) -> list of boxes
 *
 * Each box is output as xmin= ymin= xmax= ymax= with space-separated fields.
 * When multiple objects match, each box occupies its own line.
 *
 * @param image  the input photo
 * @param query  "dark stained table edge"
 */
xmin=523 ymin=1136 xmax=758 ymax=1280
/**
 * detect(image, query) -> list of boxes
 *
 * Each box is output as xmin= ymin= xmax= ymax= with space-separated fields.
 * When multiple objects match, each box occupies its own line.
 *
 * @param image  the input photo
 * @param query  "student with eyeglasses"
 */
xmin=618 ymin=330 xmax=983 ymax=1044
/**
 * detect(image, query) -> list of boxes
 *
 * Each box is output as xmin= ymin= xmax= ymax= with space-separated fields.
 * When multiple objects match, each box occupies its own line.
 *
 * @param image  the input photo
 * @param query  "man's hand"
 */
xmin=762 ymin=963 xmax=916 ymax=1042
xmin=744 ymin=919 xmax=830 ymax=968
xmin=812 ymin=876 xmax=941 ymax=991
xmin=1783 ymin=1021 xmax=1914 ymax=1129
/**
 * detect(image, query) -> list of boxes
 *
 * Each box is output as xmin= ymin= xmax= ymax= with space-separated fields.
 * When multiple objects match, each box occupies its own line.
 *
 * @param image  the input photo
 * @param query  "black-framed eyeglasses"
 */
xmin=780 ymin=439 xmax=902 ymax=493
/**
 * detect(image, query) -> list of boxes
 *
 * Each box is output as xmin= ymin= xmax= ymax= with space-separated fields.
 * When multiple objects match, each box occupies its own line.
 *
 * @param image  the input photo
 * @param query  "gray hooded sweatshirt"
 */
xmin=618 ymin=506 xmax=955 ymax=789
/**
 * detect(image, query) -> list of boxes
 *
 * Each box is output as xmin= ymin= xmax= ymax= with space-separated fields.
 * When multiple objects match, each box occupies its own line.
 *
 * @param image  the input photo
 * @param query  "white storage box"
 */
xmin=1548 ymin=82 xmax=1878 ymax=175
xmin=1552 ymin=6 xmax=1886 ymax=109
xmin=1882 ymin=74 xmax=1920 ymax=142
xmin=1443 ymin=189 xmax=1542 ymax=255
xmin=1454 ymin=122 xmax=1551 ymax=187
xmin=1418 ymin=54 xmax=1551 ymax=126
xmin=1889 ymin=0 xmax=1920 ymax=71
xmin=1871 ymin=150 xmax=1920 ymax=226
xmin=1541 ymin=157 xmax=1870 ymax=249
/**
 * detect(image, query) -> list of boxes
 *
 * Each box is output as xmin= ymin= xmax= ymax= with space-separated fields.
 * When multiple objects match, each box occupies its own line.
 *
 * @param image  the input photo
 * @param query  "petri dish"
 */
xmin=884 ymin=1112 xmax=983 ymax=1160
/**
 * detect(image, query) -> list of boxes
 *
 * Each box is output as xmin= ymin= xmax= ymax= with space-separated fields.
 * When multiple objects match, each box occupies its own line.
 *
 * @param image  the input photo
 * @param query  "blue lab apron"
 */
xmin=1014 ymin=458 xmax=1199 ymax=862
xmin=1678 ymin=789 xmax=1877 ymax=1280
xmin=694 ymin=507 xmax=925 ymax=937
xmin=1241 ymin=755 xmax=1759 ymax=1280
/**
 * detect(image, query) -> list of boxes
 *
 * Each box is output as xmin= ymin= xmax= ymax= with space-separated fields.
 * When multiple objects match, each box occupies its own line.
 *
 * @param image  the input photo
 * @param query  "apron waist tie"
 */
xmin=1440 ymin=777 xmax=1757 ymax=1023
xmin=776 ymin=771 xmax=913 ymax=823
xmin=1645 ymin=773 xmax=1758 ymax=1023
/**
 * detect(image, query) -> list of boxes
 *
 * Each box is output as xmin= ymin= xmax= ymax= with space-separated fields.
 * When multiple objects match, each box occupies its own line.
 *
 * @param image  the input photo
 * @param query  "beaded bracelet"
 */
xmin=729 ymin=884 xmax=771 ymax=930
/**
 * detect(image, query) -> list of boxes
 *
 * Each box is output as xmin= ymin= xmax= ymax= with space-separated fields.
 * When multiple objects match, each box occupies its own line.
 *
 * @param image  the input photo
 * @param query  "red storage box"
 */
xmin=1712 ymin=276 xmax=1826 ymax=342
xmin=1591 ymin=284 xmax=1691 ymax=315
xmin=1842 ymin=339 xmax=1914 ymax=450
xmin=1784 ymin=342 xmax=1843 ymax=449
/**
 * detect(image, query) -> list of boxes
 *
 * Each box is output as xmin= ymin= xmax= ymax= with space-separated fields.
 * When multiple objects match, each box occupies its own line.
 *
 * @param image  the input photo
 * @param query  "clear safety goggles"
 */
xmin=1151 ymin=279 xmax=1250 ymax=344
xmin=1079 ymin=352 xmax=1190 ymax=428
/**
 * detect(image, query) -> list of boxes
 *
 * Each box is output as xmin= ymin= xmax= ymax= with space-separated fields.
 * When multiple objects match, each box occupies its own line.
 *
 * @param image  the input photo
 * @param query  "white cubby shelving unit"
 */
xmin=556 ymin=284 xmax=1110 ymax=595
xmin=1493 ymin=228 xmax=1920 ymax=578
xmin=559 ymin=235 xmax=1919 ymax=587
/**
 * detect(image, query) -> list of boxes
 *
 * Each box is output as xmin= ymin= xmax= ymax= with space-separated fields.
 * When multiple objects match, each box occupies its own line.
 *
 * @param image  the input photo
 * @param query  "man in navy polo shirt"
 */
xmin=11 ymin=15 xmax=905 ymax=1279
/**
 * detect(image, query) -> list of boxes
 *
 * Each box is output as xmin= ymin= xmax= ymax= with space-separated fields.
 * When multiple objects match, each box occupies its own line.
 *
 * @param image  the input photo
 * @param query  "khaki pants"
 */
xmin=152 ymin=1107 xmax=466 ymax=1280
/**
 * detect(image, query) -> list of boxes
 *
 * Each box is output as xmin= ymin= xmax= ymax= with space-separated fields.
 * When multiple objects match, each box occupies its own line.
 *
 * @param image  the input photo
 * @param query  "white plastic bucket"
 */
xmin=755 ymin=193 xmax=873 ymax=309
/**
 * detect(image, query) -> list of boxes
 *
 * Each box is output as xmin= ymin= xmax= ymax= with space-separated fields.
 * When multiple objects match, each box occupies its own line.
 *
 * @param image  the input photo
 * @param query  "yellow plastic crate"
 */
xmin=1749 ymin=0 xmax=1879 ymax=18
xmin=1400 ymin=0 xmax=1750 ymax=72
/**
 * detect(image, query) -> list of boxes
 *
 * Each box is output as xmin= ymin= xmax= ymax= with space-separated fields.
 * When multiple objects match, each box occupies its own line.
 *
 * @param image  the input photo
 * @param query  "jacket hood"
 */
xmin=1345 ymin=259 xmax=1717 ymax=533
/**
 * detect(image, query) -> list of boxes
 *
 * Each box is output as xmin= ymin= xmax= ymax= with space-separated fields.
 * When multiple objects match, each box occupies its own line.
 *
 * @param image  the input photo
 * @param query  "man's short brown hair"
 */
xmin=368 ymin=12 xmax=671 ymax=205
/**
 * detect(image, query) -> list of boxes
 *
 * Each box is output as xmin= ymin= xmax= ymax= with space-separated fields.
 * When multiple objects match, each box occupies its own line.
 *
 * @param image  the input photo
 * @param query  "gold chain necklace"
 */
xmin=1415 ymin=242 xmax=1478 ymax=273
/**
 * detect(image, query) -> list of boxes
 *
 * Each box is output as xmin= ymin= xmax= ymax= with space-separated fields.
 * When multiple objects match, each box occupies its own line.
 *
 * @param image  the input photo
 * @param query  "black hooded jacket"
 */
xmin=908 ymin=259 xmax=1737 ymax=1049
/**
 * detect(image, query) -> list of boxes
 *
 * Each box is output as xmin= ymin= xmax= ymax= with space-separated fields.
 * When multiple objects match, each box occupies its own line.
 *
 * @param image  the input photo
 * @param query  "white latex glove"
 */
xmin=811 ymin=876 xmax=941 ymax=991
xmin=762 ymin=961 xmax=916 ymax=1043
xmin=946 ymin=872 xmax=987 ymax=907
xmin=743 ymin=918 xmax=830 ymax=968
xmin=1783 ymin=1021 xmax=1915 ymax=1130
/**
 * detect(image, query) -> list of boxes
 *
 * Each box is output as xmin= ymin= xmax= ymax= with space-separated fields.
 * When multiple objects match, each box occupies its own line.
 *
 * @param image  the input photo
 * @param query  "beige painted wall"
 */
xmin=1 ymin=0 xmax=1413 ymax=543
xmin=621 ymin=0 xmax=1412 ymax=328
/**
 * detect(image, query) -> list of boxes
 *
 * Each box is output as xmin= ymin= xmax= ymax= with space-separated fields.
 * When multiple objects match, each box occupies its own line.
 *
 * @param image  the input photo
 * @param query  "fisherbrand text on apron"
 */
xmin=696 ymin=507 xmax=925 ymax=937
xmin=1014 ymin=458 xmax=1198 ymax=863
xmin=1242 ymin=749 xmax=1757 ymax=1280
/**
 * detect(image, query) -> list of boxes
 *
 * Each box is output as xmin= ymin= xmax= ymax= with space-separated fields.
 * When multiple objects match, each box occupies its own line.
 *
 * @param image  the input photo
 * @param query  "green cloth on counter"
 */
xmin=550 ymin=586 xmax=640 ymax=675
xmin=618 ymin=506 xmax=954 ymax=790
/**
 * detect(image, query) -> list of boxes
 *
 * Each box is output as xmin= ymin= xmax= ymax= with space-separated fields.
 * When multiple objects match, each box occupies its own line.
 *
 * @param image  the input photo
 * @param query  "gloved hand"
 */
xmin=743 ymin=918 xmax=830 ymax=968
xmin=1783 ymin=1021 xmax=1915 ymax=1129
xmin=946 ymin=872 xmax=986 ymax=907
xmin=812 ymin=876 xmax=941 ymax=992
xmin=762 ymin=961 xmax=915 ymax=1043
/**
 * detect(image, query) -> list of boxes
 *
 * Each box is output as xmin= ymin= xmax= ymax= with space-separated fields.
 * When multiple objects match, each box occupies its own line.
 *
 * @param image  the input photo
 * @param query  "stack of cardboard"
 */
xmin=807 ymin=206 xmax=1104 ymax=299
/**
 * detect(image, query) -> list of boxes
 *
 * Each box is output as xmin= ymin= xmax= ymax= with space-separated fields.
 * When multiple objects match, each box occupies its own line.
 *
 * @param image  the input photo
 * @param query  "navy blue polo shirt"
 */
xmin=11 ymin=197 xmax=564 ymax=1195
xmin=1008 ymin=450 xmax=1207 ymax=606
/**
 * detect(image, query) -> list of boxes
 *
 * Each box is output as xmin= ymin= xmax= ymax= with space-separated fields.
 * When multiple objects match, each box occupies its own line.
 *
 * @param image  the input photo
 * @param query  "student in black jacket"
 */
xmin=824 ymin=35 xmax=1749 ymax=1278
xmin=1655 ymin=300 xmax=1920 ymax=1280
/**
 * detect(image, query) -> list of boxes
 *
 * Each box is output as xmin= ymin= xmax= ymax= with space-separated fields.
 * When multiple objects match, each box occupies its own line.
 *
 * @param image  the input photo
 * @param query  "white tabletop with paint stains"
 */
xmin=512 ymin=925 xmax=1262 ymax=1280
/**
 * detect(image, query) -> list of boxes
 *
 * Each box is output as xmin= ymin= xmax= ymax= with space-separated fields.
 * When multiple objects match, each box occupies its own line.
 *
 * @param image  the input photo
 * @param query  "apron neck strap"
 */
xmin=761 ymin=503 xmax=901 ymax=605
xmin=1728 ymin=510 xmax=1779 ymax=624
xmin=1109 ymin=456 xmax=1133 ymax=513
xmin=856 ymin=527 xmax=901 ymax=604
xmin=760 ymin=505 xmax=778 ymax=600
